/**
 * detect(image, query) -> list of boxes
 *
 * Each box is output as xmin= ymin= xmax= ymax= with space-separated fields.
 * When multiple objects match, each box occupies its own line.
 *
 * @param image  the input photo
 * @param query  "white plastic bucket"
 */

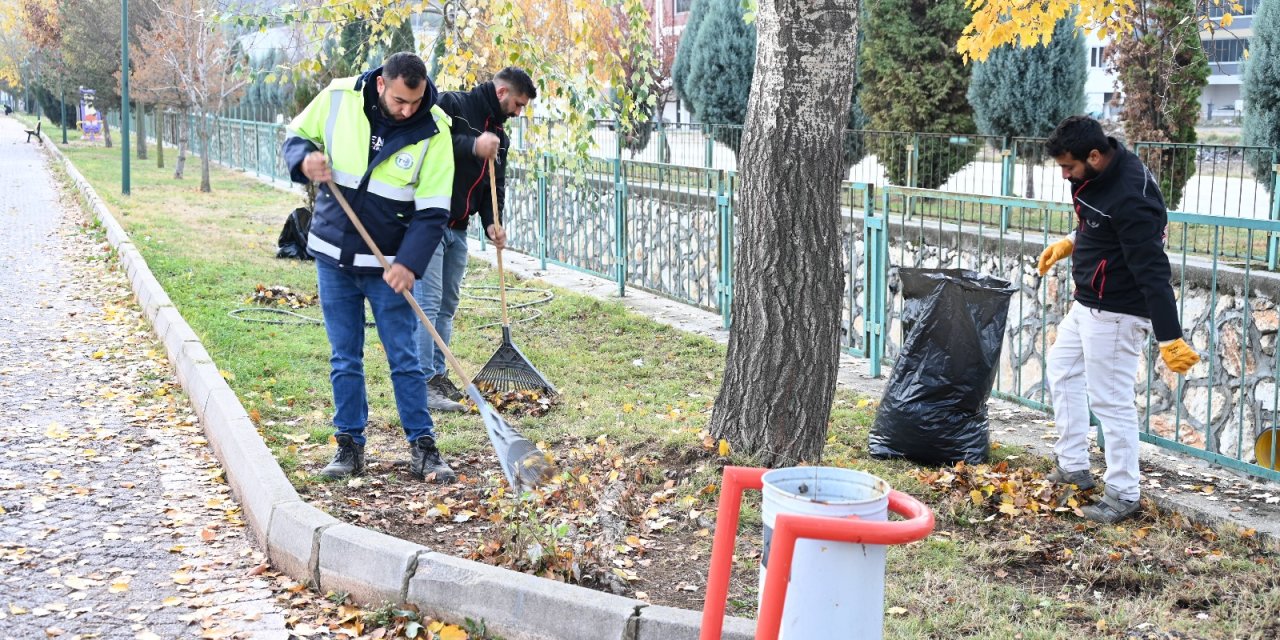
xmin=760 ymin=466 xmax=891 ymax=640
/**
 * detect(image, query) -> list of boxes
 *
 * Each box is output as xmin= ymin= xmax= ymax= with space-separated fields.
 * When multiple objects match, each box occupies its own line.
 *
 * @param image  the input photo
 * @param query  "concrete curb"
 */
xmin=44 ymin=144 xmax=754 ymax=639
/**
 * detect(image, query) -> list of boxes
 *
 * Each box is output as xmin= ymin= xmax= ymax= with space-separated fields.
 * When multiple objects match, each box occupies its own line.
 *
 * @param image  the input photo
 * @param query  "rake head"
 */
xmin=465 ymin=384 xmax=558 ymax=490
xmin=473 ymin=326 xmax=558 ymax=397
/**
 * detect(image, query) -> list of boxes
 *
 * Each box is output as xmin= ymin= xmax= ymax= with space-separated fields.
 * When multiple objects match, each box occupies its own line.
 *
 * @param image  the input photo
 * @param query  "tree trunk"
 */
xmin=174 ymin=111 xmax=187 ymax=180
xmin=199 ymin=127 xmax=212 ymax=192
xmin=1023 ymin=153 xmax=1036 ymax=199
xmin=708 ymin=0 xmax=859 ymax=466
xmin=156 ymin=110 xmax=165 ymax=169
xmin=136 ymin=102 xmax=147 ymax=160
xmin=102 ymin=116 xmax=113 ymax=149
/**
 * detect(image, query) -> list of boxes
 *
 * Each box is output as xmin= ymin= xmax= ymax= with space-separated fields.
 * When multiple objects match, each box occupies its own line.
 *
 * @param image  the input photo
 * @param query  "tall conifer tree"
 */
xmin=968 ymin=16 xmax=1085 ymax=197
xmin=860 ymin=0 xmax=976 ymax=189
xmin=1243 ymin=0 xmax=1280 ymax=191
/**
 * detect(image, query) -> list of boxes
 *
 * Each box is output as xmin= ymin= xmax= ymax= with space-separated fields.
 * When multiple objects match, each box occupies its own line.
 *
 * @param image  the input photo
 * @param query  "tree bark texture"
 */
xmin=156 ymin=110 xmax=165 ymax=169
xmin=199 ymin=128 xmax=211 ymax=193
xmin=135 ymin=103 xmax=147 ymax=160
xmin=174 ymin=111 xmax=187 ymax=180
xmin=709 ymin=0 xmax=860 ymax=466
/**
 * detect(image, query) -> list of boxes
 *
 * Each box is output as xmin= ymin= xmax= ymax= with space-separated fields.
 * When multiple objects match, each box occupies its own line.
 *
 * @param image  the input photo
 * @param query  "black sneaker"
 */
xmin=321 ymin=434 xmax=365 ymax=478
xmin=409 ymin=436 xmax=457 ymax=483
xmin=427 ymin=382 xmax=467 ymax=413
xmin=431 ymin=374 xmax=464 ymax=401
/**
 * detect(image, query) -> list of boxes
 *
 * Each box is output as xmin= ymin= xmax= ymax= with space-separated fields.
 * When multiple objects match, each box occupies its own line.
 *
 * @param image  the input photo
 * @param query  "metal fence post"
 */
xmin=907 ymin=134 xmax=919 ymax=189
xmin=717 ymin=170 xmax=734 ymax=329
xmin=255 ymin=122 xmax=262 ymax=177
xmin=538 ymin=152 xmax=549 ymax=270
xmin=1269 ymin=151 xmax=1280 ymax=270
xmin=614 ymin=158 xmax=628 ymax=297
xmin=1000 ymin=138 xmax=1013 ymax=232
xmin=866 ymin=186 xmax=887 ymax=377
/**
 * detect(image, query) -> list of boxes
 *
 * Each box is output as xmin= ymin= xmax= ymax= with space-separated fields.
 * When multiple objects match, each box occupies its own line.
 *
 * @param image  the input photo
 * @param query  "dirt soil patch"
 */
xmin=301 ymin=433 xmax=755 ymax=613
xmin=302 ymin=433 xmax=1280 ymax=638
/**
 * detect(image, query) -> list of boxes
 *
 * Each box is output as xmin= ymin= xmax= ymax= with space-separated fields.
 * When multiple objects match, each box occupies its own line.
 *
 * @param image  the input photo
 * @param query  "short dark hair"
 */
xmin=383 ymin=52 xmax=427 ymax=89
xmin=1045 ymin=115 xmax=1111 ymax=160
xmin=494 ymin=67 xmax=537 ymax=100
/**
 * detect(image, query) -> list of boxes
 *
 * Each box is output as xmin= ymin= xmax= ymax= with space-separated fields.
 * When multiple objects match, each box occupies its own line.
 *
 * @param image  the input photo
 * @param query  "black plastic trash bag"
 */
xmin=276 ymin=207 xmax=314 ymax=260
xmin=869 ymin=268 xmax=1017 ymax=466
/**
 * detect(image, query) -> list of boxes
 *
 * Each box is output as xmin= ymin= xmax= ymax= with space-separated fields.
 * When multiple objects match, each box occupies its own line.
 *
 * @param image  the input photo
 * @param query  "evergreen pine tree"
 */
xmin=672 ymin=0 xmax=709 ymax=119
xmin=1244 ymin=0 xmax=1280 ymax=191
xmin=968 ymin=16 xmax=1085 ymax=197
xmin=682 ymin=0 xmax=755 ymax=153
xmin=1109 ymin=0 xmax=1208 ymax=210
xmin=860 ymin=0 xmax=976 ymax=189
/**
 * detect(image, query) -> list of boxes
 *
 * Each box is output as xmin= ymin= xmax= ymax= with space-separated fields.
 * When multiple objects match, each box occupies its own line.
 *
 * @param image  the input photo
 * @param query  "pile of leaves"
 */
xmin=913 ymin=460 xmax=1089 ymax=519
xmin=249 ymin=284 xmax=317 ymax=308
xmin=466 ymin=388 xmax=558 ymax=417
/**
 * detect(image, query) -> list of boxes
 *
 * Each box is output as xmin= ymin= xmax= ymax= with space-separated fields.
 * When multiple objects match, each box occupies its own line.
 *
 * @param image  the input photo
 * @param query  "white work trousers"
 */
xmin=1046 ymin=303 xmax=1149 ymax=502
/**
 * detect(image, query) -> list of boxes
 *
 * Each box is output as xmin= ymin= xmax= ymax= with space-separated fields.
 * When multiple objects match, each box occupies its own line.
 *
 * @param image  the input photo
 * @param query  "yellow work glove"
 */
xmin=1159 ymin=338 xmax=1200 ymax=375
xmin=1037 ymin=237 xmax=1074 ymax=276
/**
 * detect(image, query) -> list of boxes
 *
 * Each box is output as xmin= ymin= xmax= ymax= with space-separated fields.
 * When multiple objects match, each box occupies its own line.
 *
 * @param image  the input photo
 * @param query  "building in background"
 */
xmin=1084 ymin=1 xmax=1256 ymax=122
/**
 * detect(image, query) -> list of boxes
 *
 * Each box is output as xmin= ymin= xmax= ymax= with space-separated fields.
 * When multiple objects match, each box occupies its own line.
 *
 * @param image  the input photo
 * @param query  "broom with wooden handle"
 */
xmin=471 ymin=156 xmax=558 ymax=396
xmin=322 ymin=180 xmax=555 ymax=490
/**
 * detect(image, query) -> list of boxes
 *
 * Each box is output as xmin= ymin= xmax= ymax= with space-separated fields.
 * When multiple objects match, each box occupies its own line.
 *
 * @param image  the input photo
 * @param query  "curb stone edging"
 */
xmin=43 ymin=144 xmax=756 ymax=639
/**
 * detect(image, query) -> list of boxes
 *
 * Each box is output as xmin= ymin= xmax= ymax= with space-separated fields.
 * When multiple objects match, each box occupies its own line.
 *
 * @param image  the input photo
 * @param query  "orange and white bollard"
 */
xmin=699 ymin=466 xmax=934 ymax=640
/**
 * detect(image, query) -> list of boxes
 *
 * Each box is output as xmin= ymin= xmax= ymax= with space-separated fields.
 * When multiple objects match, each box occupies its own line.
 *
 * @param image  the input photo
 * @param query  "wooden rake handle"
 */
xmin=489 ymin=156 xmax=510 ymax=328
xmin=323 ymin=180 xmax=475 ymax=386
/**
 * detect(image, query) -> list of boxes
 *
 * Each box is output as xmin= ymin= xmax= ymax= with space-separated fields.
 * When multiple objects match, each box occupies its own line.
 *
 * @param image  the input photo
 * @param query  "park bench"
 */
xmin=25 ymin=121 xmax=41 ymax=144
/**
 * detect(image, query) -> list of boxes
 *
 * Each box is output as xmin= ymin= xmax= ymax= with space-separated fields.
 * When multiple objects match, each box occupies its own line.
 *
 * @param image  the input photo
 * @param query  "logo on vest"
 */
xmin=395 ymin=153 xmax=414 ymax=170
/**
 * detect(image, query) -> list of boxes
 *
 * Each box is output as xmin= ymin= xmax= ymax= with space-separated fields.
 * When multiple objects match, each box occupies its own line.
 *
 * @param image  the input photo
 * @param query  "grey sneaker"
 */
xmin=427 ymin=382 xmax=467 ymax=413
xmin=431 ymin=374 xmax=464 ymax=401
xmin=321 ymin=434 xmax=365 ymax=478
xmin=1081 ymin=487 xmax=1141 ymax=524
xmin=409 ymin=436 xmax=457 ymax=483
xmin=1047 ymin=464 xmax=1096 ymax=491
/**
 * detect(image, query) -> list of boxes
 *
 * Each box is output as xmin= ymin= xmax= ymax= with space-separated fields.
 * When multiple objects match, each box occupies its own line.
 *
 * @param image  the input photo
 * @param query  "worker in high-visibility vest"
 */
xmin=282 ymin=52 xmax=458 ymax=484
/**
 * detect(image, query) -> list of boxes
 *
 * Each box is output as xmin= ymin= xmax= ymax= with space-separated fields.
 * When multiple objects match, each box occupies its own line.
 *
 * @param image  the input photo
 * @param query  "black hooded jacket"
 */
xmin=1068 ymin=139 xmax=1183 ymax=341
xmin=438 ymin=82 xmax=510 ymax=232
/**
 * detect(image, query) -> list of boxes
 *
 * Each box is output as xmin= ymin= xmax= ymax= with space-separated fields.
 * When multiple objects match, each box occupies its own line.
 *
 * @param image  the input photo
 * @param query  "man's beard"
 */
xmin=379 ymin=93 xmax=399 ymax=121
xmin=1069 ymin=164 xmax=1102 ymax=184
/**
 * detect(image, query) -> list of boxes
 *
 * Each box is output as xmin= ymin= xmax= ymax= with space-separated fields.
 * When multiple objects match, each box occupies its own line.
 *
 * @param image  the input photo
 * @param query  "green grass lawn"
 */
xmin=40 ymin=118 xmax=1280 ymax=639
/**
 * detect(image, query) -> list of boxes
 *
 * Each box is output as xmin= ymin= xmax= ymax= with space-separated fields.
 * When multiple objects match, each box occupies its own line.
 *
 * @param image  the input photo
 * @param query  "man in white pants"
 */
xmin=1037 ymin=116 xmax=1200 ymax=523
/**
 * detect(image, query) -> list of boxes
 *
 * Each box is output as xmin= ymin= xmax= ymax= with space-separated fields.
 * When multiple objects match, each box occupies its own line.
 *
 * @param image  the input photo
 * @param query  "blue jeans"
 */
xmin=413 ymin=227 xmax=470 ymax=378
xmin=316 ymin=260 xmax=434 ymax=446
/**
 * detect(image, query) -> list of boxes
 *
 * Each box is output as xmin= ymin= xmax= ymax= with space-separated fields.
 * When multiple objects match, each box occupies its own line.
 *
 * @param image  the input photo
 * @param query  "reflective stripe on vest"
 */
xmin=308 ymin=231 xmax=395 ymax=269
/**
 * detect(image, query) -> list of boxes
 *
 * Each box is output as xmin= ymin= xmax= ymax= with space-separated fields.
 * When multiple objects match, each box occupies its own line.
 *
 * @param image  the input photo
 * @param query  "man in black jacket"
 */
xmin=1036 ymin=116 xmax=1201 ymax=523
xmin=413 ymin=68 xmax=537 ymax=409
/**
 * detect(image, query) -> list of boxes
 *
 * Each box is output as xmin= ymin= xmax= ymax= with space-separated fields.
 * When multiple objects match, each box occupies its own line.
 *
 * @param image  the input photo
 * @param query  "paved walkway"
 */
xmin=0 ymin=118 xmax=292 ymax=639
